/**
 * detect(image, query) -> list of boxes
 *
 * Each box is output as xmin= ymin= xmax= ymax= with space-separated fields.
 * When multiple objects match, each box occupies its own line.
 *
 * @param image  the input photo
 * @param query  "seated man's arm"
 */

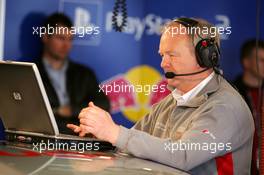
xmin=115 ymin=103 xmax=254 ymax=171
xmin=67 ymin=101 xmax=254 ymax=171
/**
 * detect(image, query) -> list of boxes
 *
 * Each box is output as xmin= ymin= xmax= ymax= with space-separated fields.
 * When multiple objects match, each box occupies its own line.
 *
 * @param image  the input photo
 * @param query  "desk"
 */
xmin=0 ymin=144 xmax=190 ymax=175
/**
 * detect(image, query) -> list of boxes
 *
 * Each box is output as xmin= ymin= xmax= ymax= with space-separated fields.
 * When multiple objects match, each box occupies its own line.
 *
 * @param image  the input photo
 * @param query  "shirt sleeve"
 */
xmin=114 ymin=103 xmax=254 ymax=171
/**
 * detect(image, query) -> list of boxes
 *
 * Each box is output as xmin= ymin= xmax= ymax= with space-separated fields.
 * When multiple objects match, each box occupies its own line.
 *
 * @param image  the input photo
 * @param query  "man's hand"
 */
xmin=57 ymin=105 xmax=73 ymax=118
xmin=67 ymin=102 xmax=120 ymax=145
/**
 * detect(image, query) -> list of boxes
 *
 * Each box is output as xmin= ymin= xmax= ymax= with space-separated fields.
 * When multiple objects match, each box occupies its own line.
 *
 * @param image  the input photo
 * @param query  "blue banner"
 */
xmin=2 ymin=0 xmax=264 ymax=128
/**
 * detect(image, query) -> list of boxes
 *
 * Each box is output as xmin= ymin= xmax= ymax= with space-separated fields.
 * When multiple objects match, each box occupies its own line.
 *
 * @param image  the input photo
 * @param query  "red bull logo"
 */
xmin=100 ymin=65 xmax=170 ymax=122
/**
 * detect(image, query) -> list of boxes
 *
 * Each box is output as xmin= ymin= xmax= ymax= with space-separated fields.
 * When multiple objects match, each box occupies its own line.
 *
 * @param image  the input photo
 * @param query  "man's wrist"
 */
xmin=108 ymin=124 xmax=120 ymax=145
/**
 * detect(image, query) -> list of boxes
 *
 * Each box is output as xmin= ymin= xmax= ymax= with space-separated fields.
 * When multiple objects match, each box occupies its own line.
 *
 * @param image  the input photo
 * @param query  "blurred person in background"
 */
xmin=36 ymin=13 xmax=110 ymax=134
xmin=233 ymin=39 xmax=264 ymax=175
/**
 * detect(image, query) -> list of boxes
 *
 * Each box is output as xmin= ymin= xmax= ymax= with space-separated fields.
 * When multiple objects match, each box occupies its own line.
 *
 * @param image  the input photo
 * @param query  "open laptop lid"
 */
xmin=0 ymin=61 xmax=59 ymax=136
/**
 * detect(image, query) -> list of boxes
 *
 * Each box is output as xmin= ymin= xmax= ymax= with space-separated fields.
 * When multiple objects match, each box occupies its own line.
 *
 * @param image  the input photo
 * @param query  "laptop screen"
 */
xmin=0 ymin=61 xmax=59 ymax=135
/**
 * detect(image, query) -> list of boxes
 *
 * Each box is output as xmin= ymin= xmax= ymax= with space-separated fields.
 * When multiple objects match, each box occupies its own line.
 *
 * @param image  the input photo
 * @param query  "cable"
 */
xmin=112 ymin=0 xmax=127 ymax=32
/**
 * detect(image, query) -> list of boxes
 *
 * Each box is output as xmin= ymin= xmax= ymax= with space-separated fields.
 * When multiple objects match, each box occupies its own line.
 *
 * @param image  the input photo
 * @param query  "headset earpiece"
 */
xmin=173 ymin=18 xmax=220 ymax=69
xmin=195 ymin=38 xmax=220 ymax=68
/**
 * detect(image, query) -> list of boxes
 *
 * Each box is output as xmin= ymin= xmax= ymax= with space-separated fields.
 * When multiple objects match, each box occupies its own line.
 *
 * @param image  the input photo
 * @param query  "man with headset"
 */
xmin=67 ymin=18 xmax=254 ymax=174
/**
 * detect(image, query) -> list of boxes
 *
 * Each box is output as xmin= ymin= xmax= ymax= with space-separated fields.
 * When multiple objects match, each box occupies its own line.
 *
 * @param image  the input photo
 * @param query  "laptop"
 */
xmin=0 ymin=60 xmax=114 ymax=151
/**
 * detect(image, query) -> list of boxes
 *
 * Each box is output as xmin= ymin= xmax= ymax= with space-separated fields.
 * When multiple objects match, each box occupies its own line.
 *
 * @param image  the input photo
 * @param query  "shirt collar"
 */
xmin=42 ymin=58 xmax=68 ymax=73
xmin=172 ymin=72 xmax=215 ymax=106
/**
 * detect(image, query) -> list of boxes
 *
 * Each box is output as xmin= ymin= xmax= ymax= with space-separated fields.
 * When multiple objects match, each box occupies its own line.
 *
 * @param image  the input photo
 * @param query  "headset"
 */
xmin=165 ymin=17 xmax=221 ymax=78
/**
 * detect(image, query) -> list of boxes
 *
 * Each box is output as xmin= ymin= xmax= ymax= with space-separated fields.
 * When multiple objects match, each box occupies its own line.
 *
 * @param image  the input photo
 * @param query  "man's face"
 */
xmin=158 ymin=25 xmax=205 ymax=91
xmin=42 ymin=27 xmax=73 ymax=61
xmin=243 ymin=48 xmax=264 ymax=79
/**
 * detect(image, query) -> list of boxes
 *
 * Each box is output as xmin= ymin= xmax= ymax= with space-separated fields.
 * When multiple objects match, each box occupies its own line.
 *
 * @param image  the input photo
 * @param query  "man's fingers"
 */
xmin=89 ymin=101 xmax=102 ymax=111
xmin=79 ymin=131 xmax=86 ymax=137
xmin=80 ymin=107 xmax=89 ymax=114
xmin=80 ymin=118 xmax=96 ymax=126
xmin=89 ymin=101 xmax=95 ymax=107
xmin=74 ymin=127 xmax=81 ymax=133
xmin=80 ymin=124 xmax=94 ymax=134
xmin=67 ymin=124 xmax=80 ymax=131
xmin=79 ymin=112 xmax=96 ymax=120
xmin=80 ymin=106 xmax=97 ymax=114
xmin=67 ymin=124 xmax=95 ymax=136
xmin=78 ymin=108 xmax=97 ymax=119
xmin=66 ymin=123 xmax=77 ymax=129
